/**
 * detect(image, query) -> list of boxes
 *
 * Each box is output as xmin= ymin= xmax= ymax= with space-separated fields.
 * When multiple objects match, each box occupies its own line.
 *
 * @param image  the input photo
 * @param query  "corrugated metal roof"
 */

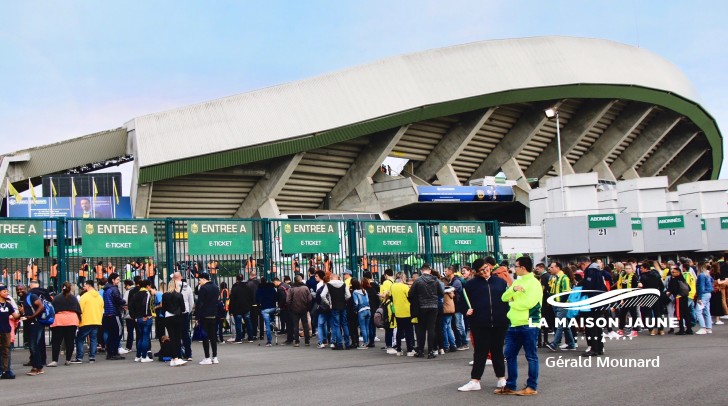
xmin=3 ymin=128 xmax=128 ymax=180
xmin=131 ymin=36 xmax=701 ymax=170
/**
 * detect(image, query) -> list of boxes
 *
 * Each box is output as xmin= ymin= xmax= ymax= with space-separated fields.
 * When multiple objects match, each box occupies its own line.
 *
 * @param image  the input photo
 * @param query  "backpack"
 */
xmin=27 ymin=294 xmax=55 ymax=326
xmin=316 ymin=285 xmax=331 ymax=313
xmin=677 ymin=279 xmax=690 ymax=297
xmin=373 ymin=298 xmax=391 ymax=328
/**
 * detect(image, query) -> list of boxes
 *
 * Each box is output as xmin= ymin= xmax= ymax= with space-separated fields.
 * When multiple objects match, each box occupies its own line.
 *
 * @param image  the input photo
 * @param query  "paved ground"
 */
xmin=3 ymin=324 xmax=727 ymax=405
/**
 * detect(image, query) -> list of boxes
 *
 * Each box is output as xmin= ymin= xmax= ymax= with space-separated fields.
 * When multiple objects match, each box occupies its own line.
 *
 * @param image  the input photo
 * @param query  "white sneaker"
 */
xmin=559 ymin=343 xmax=578 ymax=349
xmin=118 ymin=348 xmax=130 ymax=355
xmin=199 ymin=358 xmax=212 ymax=365
xmin=458 ymin=381 xmax=482 ymax=392
xmin=468 ymin=360 xmax=474 ymax=365
xmin=225 ymin=338 xmax=237 ymax=343
xmin=694 ymin=328 xmax=708 ymax=335
xmin=141 ymin=357 xmax=153 ymax=363
xmin=374 ymin=337 xmax=381 ymax=342
xmin=707 ymin=329 xmax=713 ymax=334
xmin=496 ymin=378 xmax=507 ymax=388
xmin=170 ymin=359 xmax=187 ymax=367
xmin=212 ymin=357 xmax=219 ymax=364
xmin=486 ymin=359 xmax=493 ymax=365
xmin=406 ymin=350 xmax=417 ymax=357
xmin=720 ymin=315 xmax=728 ymax=319
xmin=715 ymin=320 xmax=725 ymax=325
xmin=134 ymin=357 xmax=141 ymax=362
xmin=386 ymin=348 xmax=398 ymax=355
xmin=439 ymin=349 xmax=445 ymax=355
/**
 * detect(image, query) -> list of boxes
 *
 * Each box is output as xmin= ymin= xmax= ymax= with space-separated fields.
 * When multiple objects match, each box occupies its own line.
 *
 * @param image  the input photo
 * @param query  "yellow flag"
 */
xmin=71 ymin=178 xmax=78 ymax=206
xmin=7 ymin=180 xmax=22 ymax=203
xmin=112 ymin=178 xmax=120 ymax=205
xmin=50 ymin=178 xmax=58 ymax=205
xmin=93 ymin=178 xmax=98 ymax=204
xmin=29 ymin=179 xmax=37 ymax=204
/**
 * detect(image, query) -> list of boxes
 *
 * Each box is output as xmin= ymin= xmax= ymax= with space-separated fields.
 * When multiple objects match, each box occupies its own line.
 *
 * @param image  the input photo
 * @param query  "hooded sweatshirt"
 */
xmin=321 ymin=280 xmax=350 ymax=311
xmin=409 ymin=273 xmax=443 ymax=309
xmin=79 ymin=289 xmax=104 ymax=327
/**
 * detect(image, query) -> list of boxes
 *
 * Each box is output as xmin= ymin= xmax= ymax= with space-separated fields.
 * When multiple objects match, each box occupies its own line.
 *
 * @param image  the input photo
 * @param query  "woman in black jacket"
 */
xmin=666 ymin=267 xmax=693 ymax=335
xmin=458 ymin=257 xmax=509 ymax=392
xmin=162 ymin=279 xmax=187 ymax=366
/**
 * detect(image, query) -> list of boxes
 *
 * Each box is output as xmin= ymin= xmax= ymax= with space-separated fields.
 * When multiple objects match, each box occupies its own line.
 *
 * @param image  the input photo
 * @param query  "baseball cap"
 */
xmin=343 ymin=269 xmax=352 ymax=275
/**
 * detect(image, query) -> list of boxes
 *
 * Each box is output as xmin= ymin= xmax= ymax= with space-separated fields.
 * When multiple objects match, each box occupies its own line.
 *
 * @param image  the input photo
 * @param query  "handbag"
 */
xmin=192 ymin=323 xmax=208 ymax=341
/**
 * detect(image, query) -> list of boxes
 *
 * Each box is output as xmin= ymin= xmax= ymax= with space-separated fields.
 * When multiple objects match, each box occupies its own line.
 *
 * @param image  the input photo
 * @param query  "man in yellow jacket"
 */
xmin=72 ymin=280 xmax=104 ymax=363
xmin=495 ymin=256 xmax=542 ymax=397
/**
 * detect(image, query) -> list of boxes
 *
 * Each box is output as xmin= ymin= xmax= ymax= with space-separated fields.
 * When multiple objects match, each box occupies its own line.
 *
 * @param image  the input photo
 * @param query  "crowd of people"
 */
xmin=0 ymin=252 xmax=726 ymax=398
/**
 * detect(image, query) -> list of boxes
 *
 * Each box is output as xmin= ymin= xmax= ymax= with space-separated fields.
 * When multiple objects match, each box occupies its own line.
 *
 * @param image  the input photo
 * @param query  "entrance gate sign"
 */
xmin=0 ymin=220 xmax=44 ymax=258
xmin=82 ymin=220 xmax=155 ymax=257
xmin=188 ymin=220 xmax=253 ymax=255
xmin=365 ymin=222 xmax=419 ymax=253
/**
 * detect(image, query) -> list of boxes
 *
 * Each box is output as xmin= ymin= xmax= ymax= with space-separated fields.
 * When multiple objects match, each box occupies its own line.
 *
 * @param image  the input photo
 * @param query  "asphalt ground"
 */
xmin=3 ymin=323 xmax=727 ymax=405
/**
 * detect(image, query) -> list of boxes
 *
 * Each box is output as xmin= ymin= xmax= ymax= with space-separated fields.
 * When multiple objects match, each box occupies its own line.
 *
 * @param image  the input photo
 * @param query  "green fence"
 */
xmin=0 ymin=217 xmax=500 ymax=292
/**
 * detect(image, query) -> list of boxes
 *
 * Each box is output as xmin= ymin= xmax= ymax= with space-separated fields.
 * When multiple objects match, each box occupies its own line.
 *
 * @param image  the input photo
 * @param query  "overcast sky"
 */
xmin=2 ymin=1 xmax=726 ymax=194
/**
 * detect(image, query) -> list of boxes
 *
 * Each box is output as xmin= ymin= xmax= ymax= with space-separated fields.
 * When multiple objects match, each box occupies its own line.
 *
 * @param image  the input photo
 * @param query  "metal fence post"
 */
xmin=56 ymin=218 xmax=67 ymax=285
xmin=347 ymin=220 xmax=358 ymax=278
xmin=165 ymin=219 xmax=176 ymax=282
xmin=423 ymin=221 xmax=433 ymax=266
xmin=492 ymin=220 xmax=501 ymax=263
xmin=262 ymin=218 xmax=272 ymax=279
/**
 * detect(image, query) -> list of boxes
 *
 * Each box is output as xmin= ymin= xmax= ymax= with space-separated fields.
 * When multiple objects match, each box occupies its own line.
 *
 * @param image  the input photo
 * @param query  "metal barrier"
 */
xmin=1 ymin=216 xmax=500 ymax=349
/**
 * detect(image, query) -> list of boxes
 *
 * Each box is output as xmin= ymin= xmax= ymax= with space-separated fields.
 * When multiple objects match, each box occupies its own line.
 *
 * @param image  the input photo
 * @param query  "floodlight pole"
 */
xmin=555 ymin=111 xmax=565 ymax=213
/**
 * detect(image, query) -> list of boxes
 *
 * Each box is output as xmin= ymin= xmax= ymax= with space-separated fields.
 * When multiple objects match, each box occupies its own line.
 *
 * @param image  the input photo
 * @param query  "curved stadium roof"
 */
xmin=3 ymin=36 xmax=722 ymax=218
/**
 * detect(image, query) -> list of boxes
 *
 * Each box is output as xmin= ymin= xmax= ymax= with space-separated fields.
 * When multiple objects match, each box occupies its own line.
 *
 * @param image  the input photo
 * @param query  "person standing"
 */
xmin=350 ymin=279 xmax=372 ymax=349
xmin=390 ymin=272 xmax=414 ymax=356
xmin=495 ymin=256 xmax=541 ymax=396
xmin=72 ymin=280 xmax=103 ymax=364
xmin=314 ymin=270 xmax=331 ymax=349
xmin=129 ymin=279 xmax=155 ymax=362
xmin=0 ymin=284 xmax=20 ymax=379
xmin=458 ymin=257 xmax=509 ymax=392
xmin=580 ymin=257 xmax=607 ymax=357
xmin=78 ymin=259 xmax=89 ymax=290
xmin=637 ymin=261 xmax=666 ymax=335
xmin=48 ymin=282 xmax=81 ymax=367
xmin=256 ymin=277 xmax=278 ymax=347
xmin=287 ymin=275 xmax=313 ymax=347
xmin=162 ymin=279 xmax=187 ymax=366
xmin=362 ymin=272 xmax=380 ymax=348
xmin=666 ymin=267 xmax=694 ymax=335
xmin=102 ymin=273 xmax=126 ymax=360
xmin=380 ymin=269 xmax=395 ymax=352
xmin=545 ymin=262 xmax=577 ymax=351
xmin=247 ymin=271 xmax=263 ymax=340
xmin=321 ymin=274 xmax=352 ymax=350
xmin=17 ymin=284 xmax=46 ymax=376
xmin=445 ymin=265 xmax=468 ymax=351
xmin=173 ymin=272 xmax=195 ymax=360
xmin=121 ymin=279 xmax=136 ymax=354
xmin=227 ymin=274 xmax=254 ymax=344
xmin=49 ymin=260 xmax=59 ymax=292
xmin=409 ymin=264 xmax=444 ymax=359
xmin=695 ymin=262 xmax=713 ymax=335
xmin=196 ymin=273 xmax=220 ymax=364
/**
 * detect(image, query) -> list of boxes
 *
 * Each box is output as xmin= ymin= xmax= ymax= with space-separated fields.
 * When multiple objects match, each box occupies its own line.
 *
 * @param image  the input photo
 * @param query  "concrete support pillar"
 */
xmin=470 ymin=101 xmax=560 ymax=181
xmin=435 ymin=164 xmax=461 ymax=186
xmin=637 ymin=131 xmax=700 ymax=177
xmin=610 ymin=112 xmax=681 ymax=179
xmin=593 ymin=161 xmax=617 ymax=182
xmin=662 ymin=140 xmax=710 ymax=188
xmin=133 ymin=182 xmax=153 ymax=218
xmin=525 ymin=100 xmax=616 ymax=179
xmin=501 ymin=157 xmax=532 ymax=192
xmin=415 ymin=108 xmax=495 ymax=183
xmin=621 ymin=167 xmax=640 ymax=180
xmin=572 ymin=103 xmax=653 ymax=173
xmin=256 ymin=198 xmax=280 ymax=219
xmin=234 ymin=153 xmax=305 ymax=218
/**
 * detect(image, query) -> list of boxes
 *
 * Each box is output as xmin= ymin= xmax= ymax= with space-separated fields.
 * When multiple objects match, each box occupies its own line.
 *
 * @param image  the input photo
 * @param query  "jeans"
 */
xmin=136 ymin=317 xmax=153 ymax=358
xmin=317 ymin=312 xmax=330 ymax=345
xmin=696 ymin=293 xmax=712 ymax=329
xmin=28 ymin=322 xmax=46 ymax=369
xmin=182 ymin=313 xmax=192 ymax=358
xmin=75 ymin=325 xmax=98 ymax=360
xmin=261 ymin=308 xmax=276 ymax=343
xmin=504 ymin=326 xmax=539 ymax=391
xmin=551 ymin=307 xmax=575 ymax=348
xmin=125 ymin=318 xmax=136 ymax=350
xmin=453 ymin=312 xmax=466 ymax=347
xmin=330 ymin=309 xmax=350 ymax=347
xmin=102 ymin=315 xmax=122 ymax=356
xmin=358 ymin=310 xmax=372 ymax=345
xmin=441 ymin=314 xmax=456 ymax=349
xmin=233 ymin=313 xmax=244 ymax=342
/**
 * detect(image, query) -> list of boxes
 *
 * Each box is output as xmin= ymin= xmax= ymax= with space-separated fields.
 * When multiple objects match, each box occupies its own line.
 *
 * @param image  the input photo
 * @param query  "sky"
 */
xmin=2 ymin=0 xmax=727 ymax=196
